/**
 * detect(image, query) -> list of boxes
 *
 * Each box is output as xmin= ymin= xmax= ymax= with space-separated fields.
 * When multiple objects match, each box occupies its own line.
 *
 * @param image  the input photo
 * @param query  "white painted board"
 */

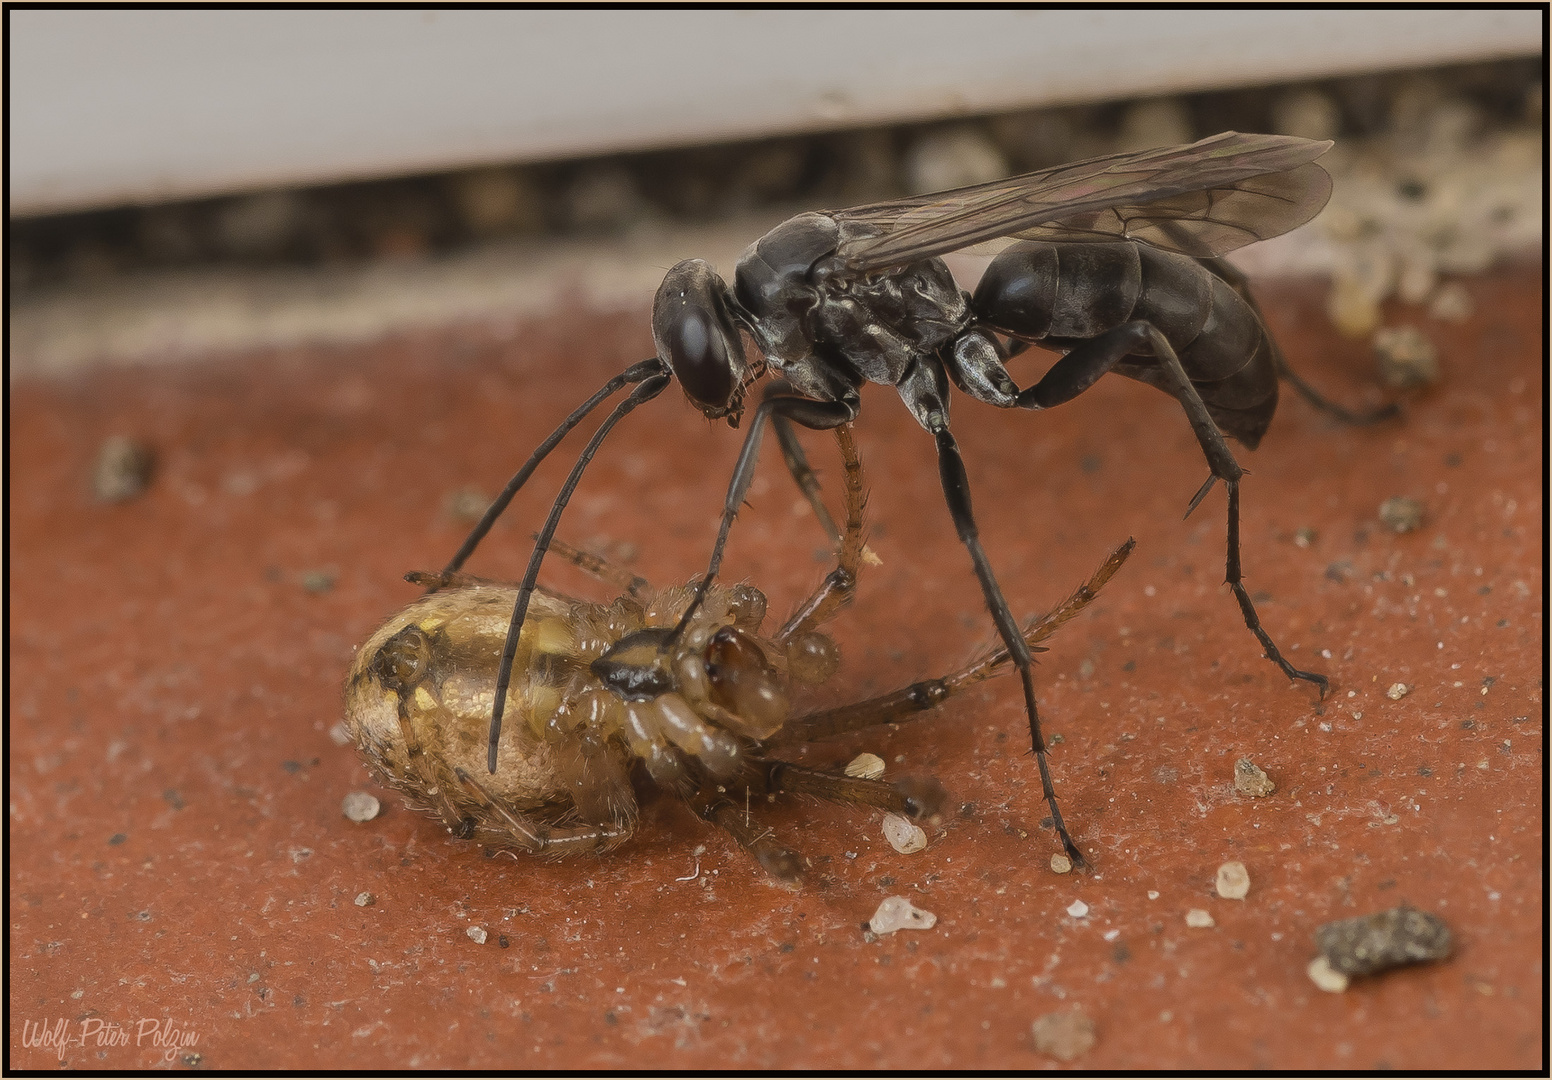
xmin=10 ymin=8 xmax=1541 ymax=216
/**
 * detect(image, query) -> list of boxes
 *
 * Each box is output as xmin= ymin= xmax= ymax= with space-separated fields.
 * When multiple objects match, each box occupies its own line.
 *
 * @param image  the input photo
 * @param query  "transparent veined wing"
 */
xmin=833 ymin=132 xmax=1333 ymax=273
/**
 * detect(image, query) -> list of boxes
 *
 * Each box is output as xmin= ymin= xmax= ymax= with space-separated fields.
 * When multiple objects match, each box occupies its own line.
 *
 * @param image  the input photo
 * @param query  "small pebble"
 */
xmin=1271 ymin=87 xmax=1343 ymax=141
xmin=1066 ymin=899 xmax=1089 ymax=919
xmin=444 ymin=486 xmax=491 ymax=523
xmin=467 ymin=926 xmax=488 ymax=945
xmin=904 ymin=124 xmax=1008 ymax=194
xmin=1428 ymin=282 xmax=1473 ymax=323
xmin=1378 ymin=496 xmax=1425 ymax=533
xmin=1030 ymin=1009 xmax=1096 ymax=1062
xmin=1373 ymin=325 xmax=1440 ymax=388
xmin=1386 ymin=682 xmax=1411 ymax=701
xmin=354 ymin=892 xmax=375 ymax=907
xmin=1234 ymin=758 xmax=1276 ymax=798
xmin=1115 ymin=98 xmax=1193 ymax=152
xmin=328 ymin=721 xmax=353 ymax=746
xmin=302 ymin=569 xmax=339 ymax=594
xmin=342 ymin=791 xmax=381 ymax=822
xmin=881 ymin=813 xmax=927 ymax=854
xmin=1306 ymin=956 xmax=1351 ymax=993
xmin=560 ymin=163 xmax=646 ymax=231
xmin=1147 ymin=890 xmax=1160 ymax=901
xmin=92 ymin=436 xmax=155 ymax=502
xmin=1316 ymin=905 xmax=1452 ymax=976
xmin=1185 ymin=909 xmax=1215 ymax=929
xmin=1216 ymin=861 xmax=1251 ymax=900
xmin=1050 ymin=853 xmax=1073 ymax=875
xmin=868 ymin=896 xmax=937 ymax=935
xmin=845 ymin=752 xmax=885 ymax=780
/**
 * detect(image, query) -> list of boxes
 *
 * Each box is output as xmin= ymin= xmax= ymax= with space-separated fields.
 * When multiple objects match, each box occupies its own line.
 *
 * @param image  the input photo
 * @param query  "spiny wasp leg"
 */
xmin=670 ymin=384 xmax=857 ymax=641
xmin=774 ymin=538 xmax=1135 ymax=746
xmin=775 ymin=423 xmax=868 ymax=646
xmin=1121 ymin=320 xmax=1328 ymax=696
xmin=920 ymin=416 xmax=1087 ymax=865
xmin=773 ymin=413 xmax=845 ymax=553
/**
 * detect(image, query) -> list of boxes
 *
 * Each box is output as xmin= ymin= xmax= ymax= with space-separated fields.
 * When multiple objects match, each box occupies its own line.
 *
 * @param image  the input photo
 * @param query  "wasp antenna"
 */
xmin=439 ymin=358 xmax=669 ymax=584
xmin=488 ymin=367 xmax=672 ymax=772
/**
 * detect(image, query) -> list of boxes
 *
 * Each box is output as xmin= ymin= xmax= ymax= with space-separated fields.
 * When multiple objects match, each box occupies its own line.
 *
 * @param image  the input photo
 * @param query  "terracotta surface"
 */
xmin=10 ymin=264 xmax=1542 ymax=1070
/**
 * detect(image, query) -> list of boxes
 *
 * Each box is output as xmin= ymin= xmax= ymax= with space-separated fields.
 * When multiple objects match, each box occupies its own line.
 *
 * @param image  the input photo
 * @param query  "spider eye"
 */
xmin=654 ymin=260 xmax=746 ymax=416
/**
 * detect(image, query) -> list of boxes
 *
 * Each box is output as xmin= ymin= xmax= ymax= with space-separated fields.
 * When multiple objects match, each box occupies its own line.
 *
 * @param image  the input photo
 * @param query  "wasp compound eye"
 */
xmin=653 ymin=260 xmax=746 ymax=416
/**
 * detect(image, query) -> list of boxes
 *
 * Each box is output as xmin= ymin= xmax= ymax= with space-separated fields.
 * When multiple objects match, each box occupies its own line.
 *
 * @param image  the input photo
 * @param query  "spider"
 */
xmin=344 ymin=426 xmax=1132 ymax=881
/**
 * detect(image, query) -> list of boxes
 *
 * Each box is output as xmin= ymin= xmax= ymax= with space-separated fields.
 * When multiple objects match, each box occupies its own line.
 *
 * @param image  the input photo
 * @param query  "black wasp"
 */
xmin=434 ymin=131 xmax=1394 ymax=868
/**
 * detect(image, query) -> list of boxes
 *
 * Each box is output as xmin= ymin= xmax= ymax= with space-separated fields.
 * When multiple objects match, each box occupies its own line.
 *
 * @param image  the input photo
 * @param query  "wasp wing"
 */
xmin=835 ymin=132 xmax=1333 ymax=273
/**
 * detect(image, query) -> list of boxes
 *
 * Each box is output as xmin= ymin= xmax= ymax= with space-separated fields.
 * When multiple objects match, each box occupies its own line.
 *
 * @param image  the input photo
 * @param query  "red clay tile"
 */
xmin=10 ymin=264 xmax=1541 ymax=1069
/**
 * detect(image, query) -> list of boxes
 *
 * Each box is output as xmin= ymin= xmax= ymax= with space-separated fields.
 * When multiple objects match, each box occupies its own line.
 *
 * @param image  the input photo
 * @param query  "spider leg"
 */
xmin=688 ymin=783 xmax=806 ymax=884
xmin=774 ymin=537 xmax=1134 ymax=745
xmin=452 ymin=767 xmax=630 ymax=855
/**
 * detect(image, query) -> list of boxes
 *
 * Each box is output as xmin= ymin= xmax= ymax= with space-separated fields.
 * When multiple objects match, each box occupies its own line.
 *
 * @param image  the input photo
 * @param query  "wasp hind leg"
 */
xmin=1057 ymin=321 xmax=1330 ymax=698
xmin=1198 ymin=255 xmax=1398 ymax=426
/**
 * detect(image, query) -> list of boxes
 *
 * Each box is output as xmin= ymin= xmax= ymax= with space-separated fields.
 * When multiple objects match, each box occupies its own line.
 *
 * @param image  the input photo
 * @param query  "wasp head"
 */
xmin=652 ymin=259 xmax=751 ymax=425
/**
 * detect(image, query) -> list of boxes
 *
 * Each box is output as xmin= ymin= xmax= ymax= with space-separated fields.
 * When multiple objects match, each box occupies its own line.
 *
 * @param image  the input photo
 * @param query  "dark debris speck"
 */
xmin=1316 ymin=905 xmax=1452 ymax=976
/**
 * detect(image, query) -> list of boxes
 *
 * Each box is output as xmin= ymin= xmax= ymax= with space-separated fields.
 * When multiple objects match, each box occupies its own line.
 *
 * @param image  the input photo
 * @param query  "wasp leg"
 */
xmin=487 ymin=370 xmax=673 ymax=772
xmin=1029 ymin=321 xmax=1329 ymax=698
xmin=452 ymin=767 xmax=630 ymax=855
xmin=775 ymin=424 xmax=869 ymax=645
xmin=688 ymin=785 xmax=806 ymax=884
xmin=761 ymin=760 xmax=946 ymax=820
xmin=541 ymin=537 xmax=654 ymax=600
xmin=773 ymin=413 xmax=846 ymax=553
xmin=775 ymin=538 xmax=1135 ymax=745
xmin=1197 ymin=255 xmax=1398 ymax=426
xmin=889 ymin=357 xmax=1086 ymax=867
xmin=670 ymin=384 xmax=859 ymax=641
